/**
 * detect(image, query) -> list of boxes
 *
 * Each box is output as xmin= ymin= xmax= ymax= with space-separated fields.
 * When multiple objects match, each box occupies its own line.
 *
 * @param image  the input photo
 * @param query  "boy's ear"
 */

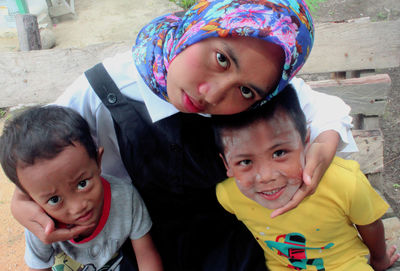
xmin=97 ymin=147 xmax=104 ymax=167
xmin=219 ymin=153 xmax=233 ymax=177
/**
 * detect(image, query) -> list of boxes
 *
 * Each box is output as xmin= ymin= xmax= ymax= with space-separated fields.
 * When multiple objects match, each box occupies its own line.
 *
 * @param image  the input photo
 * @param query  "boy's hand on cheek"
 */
xmin=270 ymin=131 xmax=339 ymax=218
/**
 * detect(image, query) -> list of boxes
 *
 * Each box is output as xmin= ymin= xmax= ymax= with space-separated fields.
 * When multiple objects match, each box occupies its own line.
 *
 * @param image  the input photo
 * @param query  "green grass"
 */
xmin=0 ymin=108 xmax=7 ymax=119
xmin=169 ymin=0 xmax=196 ymax=10
xmin=170 ymin=0 xmax=326 ymax=13
xmin=305 ymin=0 xmax=327 ymax=12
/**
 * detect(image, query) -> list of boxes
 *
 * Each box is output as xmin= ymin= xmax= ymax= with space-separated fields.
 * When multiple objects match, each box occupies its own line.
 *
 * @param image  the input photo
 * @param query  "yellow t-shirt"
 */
xmin=216 ymin=157 xmax=388 ymax=271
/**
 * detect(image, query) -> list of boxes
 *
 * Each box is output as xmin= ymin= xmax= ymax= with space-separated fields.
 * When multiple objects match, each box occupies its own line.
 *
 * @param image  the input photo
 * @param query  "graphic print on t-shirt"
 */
xmin=265 ymin=232 xmax=334 ymax=270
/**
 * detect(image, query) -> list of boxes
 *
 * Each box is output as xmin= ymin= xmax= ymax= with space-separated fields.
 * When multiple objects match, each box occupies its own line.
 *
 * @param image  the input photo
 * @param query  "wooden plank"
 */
xmin=363 ymin=116 xmax=380 ymax=130
xmin=348 ymin=129 xmax=384 ymax=174
xmin=307 ymin=74 xmax=391 ymax=116
xmin=299 ymin=19 xmax=400 ymax=74
xmin=0 ymin=41 xmax=130 ymax=108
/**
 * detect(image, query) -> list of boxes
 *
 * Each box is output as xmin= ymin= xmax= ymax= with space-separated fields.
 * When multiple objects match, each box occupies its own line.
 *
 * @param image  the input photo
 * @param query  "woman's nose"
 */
xmin=198 ymin=80 xmax=230 ymax=105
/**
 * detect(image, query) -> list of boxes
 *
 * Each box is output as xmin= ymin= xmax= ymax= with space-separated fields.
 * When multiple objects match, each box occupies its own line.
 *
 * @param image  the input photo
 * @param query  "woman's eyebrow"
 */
xmin=249 ymin=84 xmax=268 ymax=97
xmin=221 ymin=41 xmax=239 ymax=69
xmin=222 ymin=41 xmax=268 ymax=97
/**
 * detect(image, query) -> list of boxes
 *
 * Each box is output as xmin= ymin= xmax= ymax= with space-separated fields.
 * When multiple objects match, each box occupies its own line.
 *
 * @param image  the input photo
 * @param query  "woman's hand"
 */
xmin=270 ymin=130 xmax=339 ymax=218
xmin=11 ymin=187 xmax=93 ymax=244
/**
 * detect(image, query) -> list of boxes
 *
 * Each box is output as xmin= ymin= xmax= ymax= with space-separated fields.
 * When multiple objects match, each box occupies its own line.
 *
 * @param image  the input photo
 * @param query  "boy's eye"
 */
xmin=239 ymin=160 xmax=252 ymax=166
xmin=240 ymin=86 xmax=254 ymax=99
xmin=47 ymin=196 xmax=61 ymax=206
xmin=216 ymin=52 xmax=229 ymax=68
xmin=77 ymin=179 xmax=90 ymax=190
xmin=273 ymin=150 xmax=286 ymax=158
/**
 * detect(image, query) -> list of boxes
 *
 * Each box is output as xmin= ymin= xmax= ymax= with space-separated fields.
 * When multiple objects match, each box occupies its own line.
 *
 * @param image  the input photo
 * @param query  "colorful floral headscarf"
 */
xmin=132 ymin=0 xmax=314 ymax=105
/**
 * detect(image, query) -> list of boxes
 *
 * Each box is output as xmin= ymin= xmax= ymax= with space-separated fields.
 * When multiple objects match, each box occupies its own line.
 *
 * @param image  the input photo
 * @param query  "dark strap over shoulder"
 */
xmin=84 ymin=63 xmax=267 ymax=271
xmin=84 ymin=63 xmax=147 ymax=125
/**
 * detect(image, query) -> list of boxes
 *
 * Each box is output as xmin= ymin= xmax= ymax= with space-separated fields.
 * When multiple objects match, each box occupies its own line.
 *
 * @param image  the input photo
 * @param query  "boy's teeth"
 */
xmin=262 ymin=188 xmax=280 ymax=195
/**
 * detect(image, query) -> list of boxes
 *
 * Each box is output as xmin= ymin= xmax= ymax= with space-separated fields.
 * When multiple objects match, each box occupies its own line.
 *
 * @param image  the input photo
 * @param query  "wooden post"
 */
xmin=15 ymin=14 xmax=42 ymax=51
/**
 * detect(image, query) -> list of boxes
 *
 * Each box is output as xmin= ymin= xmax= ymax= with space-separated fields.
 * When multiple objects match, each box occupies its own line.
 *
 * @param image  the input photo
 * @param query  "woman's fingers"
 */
xmin=44 ymin=225 xmax=95 ymax=244
xmin=270 ymin=182 xmax=309 ymax=218
xmin=11 ymin=187 xmax=94 ymax=243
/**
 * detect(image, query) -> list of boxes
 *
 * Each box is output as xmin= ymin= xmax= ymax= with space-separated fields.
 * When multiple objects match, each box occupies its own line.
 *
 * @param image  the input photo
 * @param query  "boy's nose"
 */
xmin=258 ymin=166 xmax=278 ymax=184
xmin=69 ymin=199 xmax=88 ymax=216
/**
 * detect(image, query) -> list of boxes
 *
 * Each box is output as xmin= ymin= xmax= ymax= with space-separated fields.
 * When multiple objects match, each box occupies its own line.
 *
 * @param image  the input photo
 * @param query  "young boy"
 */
xmin=212 ymin=85 xmax=399 ymax=271
xmin=0 ymin=106 xmax=163 ymax=271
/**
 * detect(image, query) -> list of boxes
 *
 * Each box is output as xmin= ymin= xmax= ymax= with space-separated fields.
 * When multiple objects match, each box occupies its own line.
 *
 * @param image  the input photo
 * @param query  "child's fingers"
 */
xmin=388 ymin=245 xmax=400 ymax=265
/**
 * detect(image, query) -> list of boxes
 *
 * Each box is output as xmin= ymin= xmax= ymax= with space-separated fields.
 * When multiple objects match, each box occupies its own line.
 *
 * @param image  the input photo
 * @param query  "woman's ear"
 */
xmin=219 ymin=153 xmax=233 ymax=177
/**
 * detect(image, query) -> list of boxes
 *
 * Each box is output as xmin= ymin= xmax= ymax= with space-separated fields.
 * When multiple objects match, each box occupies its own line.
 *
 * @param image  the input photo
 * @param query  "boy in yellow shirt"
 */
xmin=212 ymin=85 xmax=399 ymax=271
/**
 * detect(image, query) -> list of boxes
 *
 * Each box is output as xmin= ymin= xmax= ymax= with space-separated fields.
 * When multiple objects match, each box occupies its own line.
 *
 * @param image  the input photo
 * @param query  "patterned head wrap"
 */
xmin=133 ymin=0 xmax=314 ymax=106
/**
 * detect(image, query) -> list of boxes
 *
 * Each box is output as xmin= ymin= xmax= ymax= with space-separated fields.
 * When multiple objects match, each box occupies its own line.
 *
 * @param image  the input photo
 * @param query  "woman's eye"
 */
xmin=240 ymin=86 xmax=254 ymax=99
xmin=77 ymin=179 xmax=90 ymax=190
xmin=216 ymin=52 xmax=229 ymax=68
xmin=239 ymin=160 xmax=252 ymax=166
xmin=47 ymin=196 xmax=61 ymax=206
xmin=273 ymin=150 xmax=286 ymax=158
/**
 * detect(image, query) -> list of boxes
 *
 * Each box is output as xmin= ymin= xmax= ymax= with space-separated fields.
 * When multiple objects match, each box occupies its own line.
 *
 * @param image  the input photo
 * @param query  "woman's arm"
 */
xmin=291 ymin=77 xmax=358 ymax=153
xmin=131 ymin=233 xmax=163 ymax=271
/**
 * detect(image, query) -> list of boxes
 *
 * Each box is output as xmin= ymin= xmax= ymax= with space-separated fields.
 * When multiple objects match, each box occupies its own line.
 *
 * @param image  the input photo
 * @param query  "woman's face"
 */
xmin=166 ymin=37 xmax=284 ymax=115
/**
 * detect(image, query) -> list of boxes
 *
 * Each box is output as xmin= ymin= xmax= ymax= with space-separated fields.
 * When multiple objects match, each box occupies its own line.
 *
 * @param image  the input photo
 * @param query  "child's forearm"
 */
xmin=357 ymin=219 xmax=400 ymax=270
xmin=131 ymin=234 xmax=163 ymax=271
xmin=356 ymin=219 xmax=386 ymax=260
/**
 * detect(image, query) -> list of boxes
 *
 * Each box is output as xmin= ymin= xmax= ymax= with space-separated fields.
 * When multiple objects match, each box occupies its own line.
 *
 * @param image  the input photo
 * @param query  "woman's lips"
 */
xmin=182 ymin=92 xmax=205 ymax=113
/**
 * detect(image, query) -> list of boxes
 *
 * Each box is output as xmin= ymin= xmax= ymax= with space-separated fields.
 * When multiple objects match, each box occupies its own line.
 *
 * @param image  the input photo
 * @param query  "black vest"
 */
xmin=85 ymin=63 xmax=267 ymax=271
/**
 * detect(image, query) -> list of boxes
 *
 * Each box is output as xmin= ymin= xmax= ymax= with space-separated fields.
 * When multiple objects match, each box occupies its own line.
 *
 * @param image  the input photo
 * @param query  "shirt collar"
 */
xmin=137 ymin=72 xmax=180 ymax=123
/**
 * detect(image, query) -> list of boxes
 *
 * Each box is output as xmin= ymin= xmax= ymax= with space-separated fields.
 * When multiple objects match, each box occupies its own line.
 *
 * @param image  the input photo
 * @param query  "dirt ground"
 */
xmin=0 ymin=0 xmax=399 ymax=270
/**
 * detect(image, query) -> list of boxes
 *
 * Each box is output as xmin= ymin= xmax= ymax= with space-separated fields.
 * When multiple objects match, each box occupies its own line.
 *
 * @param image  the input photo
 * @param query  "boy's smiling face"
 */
xmin=17 ymin=142 xmax=104 ymax=236
xmin=221 ymin=107 xmax=307 ymax=210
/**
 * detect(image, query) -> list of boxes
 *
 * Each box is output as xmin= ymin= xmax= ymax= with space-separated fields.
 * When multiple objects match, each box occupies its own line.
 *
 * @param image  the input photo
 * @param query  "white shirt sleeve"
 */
xmin=291 ymin=77 xmax=358 ymax=155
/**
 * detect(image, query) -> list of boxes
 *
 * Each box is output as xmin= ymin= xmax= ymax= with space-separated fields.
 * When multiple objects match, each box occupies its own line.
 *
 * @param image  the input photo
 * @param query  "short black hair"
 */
xmin=212 ymin=84 xmax=307 ymax=156
xmin=0 ymin=105 xmax=98 ymax=191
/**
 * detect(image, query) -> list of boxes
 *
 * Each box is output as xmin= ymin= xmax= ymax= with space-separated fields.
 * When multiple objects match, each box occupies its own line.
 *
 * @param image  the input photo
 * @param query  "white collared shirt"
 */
xmin=55 ymin=51 xmax=357 ymax=182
